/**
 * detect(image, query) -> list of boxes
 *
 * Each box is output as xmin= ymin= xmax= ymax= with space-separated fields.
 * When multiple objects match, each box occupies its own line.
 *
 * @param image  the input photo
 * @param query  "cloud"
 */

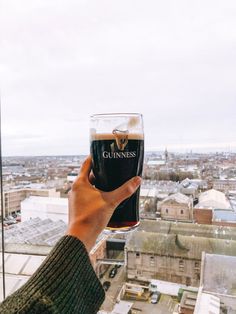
xmin=0 ymin=0 xmax=236 ymax=155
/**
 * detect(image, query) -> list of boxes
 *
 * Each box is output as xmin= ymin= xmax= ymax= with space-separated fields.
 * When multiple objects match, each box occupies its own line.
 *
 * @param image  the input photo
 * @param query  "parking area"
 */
xmin=132 ymin=295 xmax=178 ymax=314
xmin=100 ymin=267 xmax=178 ymax=313
xmin=101 ymin=266 xmax=126 ymax=312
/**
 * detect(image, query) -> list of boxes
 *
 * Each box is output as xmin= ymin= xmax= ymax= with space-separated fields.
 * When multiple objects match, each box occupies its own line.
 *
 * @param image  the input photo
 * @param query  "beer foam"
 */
xmin=90 ymin=133 xmax=144 ymax=141
xmin=128 ymin=116 xmax=139 ymax=128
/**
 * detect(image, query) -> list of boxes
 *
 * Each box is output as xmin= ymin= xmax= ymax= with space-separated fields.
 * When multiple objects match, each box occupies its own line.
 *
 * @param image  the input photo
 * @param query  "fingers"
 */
xmin=110 ymin=177 xmax=141 ymax=205
xmin=72 ymin=156 xmax=92 ymax=187
xmin=89 ymin=172 xmax=96 ymax=185
xmin=79 ymin=156 xmax=92 ymax=180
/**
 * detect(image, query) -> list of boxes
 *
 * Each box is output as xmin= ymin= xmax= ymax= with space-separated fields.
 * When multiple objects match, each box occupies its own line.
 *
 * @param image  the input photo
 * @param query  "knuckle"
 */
xmin=71 ymin=181 xmax=79 ymax=191
xmin=125 ymin=185 xmax=134 ymax=195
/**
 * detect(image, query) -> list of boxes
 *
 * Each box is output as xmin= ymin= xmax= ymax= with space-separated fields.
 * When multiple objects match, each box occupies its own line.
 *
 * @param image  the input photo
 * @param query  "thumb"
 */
xmin=110 ymin=176 xmax=142 ymax=205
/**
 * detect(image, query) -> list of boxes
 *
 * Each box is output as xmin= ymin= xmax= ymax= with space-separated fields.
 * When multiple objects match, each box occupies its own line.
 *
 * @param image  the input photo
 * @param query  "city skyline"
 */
xmin=1 ymin=0 xmax=236 ymax=156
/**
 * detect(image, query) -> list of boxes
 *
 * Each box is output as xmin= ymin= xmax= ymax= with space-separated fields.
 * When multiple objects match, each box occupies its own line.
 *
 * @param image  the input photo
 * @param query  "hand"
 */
xmin=66 ymin=156 xmax=141 ymax=251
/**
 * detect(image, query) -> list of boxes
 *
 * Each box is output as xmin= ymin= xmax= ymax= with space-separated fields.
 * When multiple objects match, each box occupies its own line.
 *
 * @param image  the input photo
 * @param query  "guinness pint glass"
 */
xmin=90 ymin=113 xmax=144 ymax=232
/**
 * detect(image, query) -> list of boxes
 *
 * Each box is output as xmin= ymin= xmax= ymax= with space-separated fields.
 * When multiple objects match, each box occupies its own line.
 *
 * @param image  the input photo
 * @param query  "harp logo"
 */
xmin=112 ymin=129 xmax=129 ymax=151
xmin=102 ymin=129 xmax=136 ymax=159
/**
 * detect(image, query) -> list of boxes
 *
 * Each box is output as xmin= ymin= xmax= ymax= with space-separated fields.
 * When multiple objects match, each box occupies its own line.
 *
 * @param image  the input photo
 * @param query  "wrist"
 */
xmin=66 ymin=223 xmax=98 ymax=252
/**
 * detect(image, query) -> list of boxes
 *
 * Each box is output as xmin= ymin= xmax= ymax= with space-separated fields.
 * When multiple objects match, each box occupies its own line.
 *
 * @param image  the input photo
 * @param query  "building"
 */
xmin=1 ymin=217 xmax=107 ymax=299
xmin=179 ymin=178 xmax=199 ymax=199
xmin=194 ymin=189 xmax=231 ymax=225
xmin=2 ymin=187 xmax=60 ymax=217
xmin=0 ymin=252 xmax=46 ymax=302
xmin=212 ymin=209 xmax=236 ymax=227
xmin=21 ymin=196 xmax=68 ymax=223
xmin=157 ymin=193 xmax=193 ymax=222
xmin=89 ymin=234 xmax=107 ymax=274
xmin=199 ymin=253 xmax=236 ymax=313
xmin=194 ymin=288 xmax=220 ymax=314
xmin=125 ymin=231 xmax=236 ymax=287
xmin=213 ymin=179 xmax=236 ymax=193
xmin=138 ymin=220 xmax=236 ymax=241
xmin=179 ymin=291 xmax=197 ymax=314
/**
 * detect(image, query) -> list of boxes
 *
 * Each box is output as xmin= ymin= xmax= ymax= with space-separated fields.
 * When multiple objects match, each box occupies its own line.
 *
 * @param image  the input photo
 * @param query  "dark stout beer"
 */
xmin=91 ymin=133 xmax=144 ymax=230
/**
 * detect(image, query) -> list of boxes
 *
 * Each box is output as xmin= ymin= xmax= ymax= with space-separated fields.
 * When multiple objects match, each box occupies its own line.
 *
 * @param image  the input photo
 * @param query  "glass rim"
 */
xmin=90 ymin=113 xmax=142 ymax=118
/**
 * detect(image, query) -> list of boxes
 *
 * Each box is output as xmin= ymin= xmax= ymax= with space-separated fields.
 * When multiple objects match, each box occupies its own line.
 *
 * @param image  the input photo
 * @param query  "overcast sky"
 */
xmin=0 ymin=0 xmax=236 ymax=156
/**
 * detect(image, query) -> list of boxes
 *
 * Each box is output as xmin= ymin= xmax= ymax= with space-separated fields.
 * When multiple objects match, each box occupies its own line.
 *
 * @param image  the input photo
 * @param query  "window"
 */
xmin=150 ymin=256 xmax=155 ymax=266
xmin=136 ymin=252 xmax=140 ymax=258
xmin=166 ymin=209 xmax=169 ymax=214
xmin=180 ymin=210 xmax=184 ymax=214
xmin=179 ymin=259 xmax=185 ymax=272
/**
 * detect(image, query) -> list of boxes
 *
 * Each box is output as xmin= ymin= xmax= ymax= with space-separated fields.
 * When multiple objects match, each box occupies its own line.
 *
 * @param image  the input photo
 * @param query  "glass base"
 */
xmin=104 ymin=221 xmax=140 ymax=234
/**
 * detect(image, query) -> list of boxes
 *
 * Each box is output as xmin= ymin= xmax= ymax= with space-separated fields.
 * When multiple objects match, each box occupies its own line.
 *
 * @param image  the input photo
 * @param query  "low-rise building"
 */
xmin=194 ymin=288 xmax=220 ymax=314
xmin=125 ymin=231 xmax=236 ymax=287
xmin=179 ymin=178 xmax=199 ymax=199
xmin=21 ymin=196 xmax=68 ymax=223
xmin=199 ymin=253 xmax=236 ymax=312
xmin=194 ymin=189 xmax=231 ymax=224
xmin=157 ymin=193 xmax=193 ymax=222
xmin=213 ymin=179 xmax=236 ymax=193
xmin=2 ymin=217 xmax=107 ymax=299
xmin=212 ymin=209 xmax=236 ymax=227
xmin=2 ymin=187 xmax=60 ymax=217
xmin=179 ymin=291 xmax=197 ymax=314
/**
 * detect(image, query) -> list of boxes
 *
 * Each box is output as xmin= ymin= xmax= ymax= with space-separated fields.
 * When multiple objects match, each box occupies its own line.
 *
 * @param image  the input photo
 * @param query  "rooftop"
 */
xmin=196 ymin=189 xmax=231 ymax=209
xmin=138 ymin=220 xmax=236 ymax=241
xmin=201 ymin=253 xmax=236 ymax=311
xmin=202 ymin=253 xmax=236 ymax=296
xmin=159 ymin=192 xmax=191 ymax=205
xmin=4 ymin=218 xmax=67 ymax=252
xmin=22 ymin=196 xmax=68 ymax=205
xmin=213 ymin=210 xmax=236 ymax=223
xmin=125 ymin=231 xmax=236 ymax=260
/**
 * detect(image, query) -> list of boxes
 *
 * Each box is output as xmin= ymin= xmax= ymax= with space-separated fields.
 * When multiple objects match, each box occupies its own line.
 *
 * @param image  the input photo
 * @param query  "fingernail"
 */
xmin=133 ymin=176 xmax=142 ymax=185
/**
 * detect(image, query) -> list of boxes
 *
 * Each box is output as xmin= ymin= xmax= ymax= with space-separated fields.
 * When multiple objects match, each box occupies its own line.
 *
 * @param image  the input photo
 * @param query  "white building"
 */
xmin=195 ymin=189 xmax=231 ymax=210
xmin=194 ymin=288 xmax=220 ymax=314
xmin=200 ymin=252 xmax=236 ymax=312
xmin=21 ymin=196 xmax=68 ymax=223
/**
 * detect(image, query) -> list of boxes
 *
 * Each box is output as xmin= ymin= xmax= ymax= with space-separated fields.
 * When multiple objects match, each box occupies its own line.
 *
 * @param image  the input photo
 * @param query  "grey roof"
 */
xmin=138 ymin=220 xmax=236 ymax=241
xmin=126 ymin=231 xmax=236 ymax=260
xmin=159 ymin=192 xmax=191 ymax=205
xmin=180 ymin=178 xmax=198 ymax=189
xmin=4 ymin=217 xmax=67 ymax=247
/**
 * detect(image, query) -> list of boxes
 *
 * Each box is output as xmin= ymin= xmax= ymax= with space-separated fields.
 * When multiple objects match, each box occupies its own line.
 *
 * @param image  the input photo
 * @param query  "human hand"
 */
xmin=66 ymin=156 xmax=141 ymax=252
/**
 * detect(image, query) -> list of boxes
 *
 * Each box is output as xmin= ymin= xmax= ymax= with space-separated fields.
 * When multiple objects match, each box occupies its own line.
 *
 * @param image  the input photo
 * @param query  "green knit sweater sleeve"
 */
xmin=0 ymin=235 xmax=105 ymax=314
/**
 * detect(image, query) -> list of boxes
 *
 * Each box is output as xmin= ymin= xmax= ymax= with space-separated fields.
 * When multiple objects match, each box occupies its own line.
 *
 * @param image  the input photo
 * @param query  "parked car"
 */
xmin=151 ymin=291 xmax=161 ymax=304
xmin=102 ymin=281 xmax=111 ymax=291
xmin=109 ymin=267 xmax=117 ymax=278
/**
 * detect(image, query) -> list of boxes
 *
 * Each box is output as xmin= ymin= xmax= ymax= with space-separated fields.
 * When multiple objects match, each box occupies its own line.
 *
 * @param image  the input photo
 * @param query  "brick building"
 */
xmin=194 ymin=189 xmax=231 ymax=225
xmin=157 ymin=193 xmax=193 ymax=222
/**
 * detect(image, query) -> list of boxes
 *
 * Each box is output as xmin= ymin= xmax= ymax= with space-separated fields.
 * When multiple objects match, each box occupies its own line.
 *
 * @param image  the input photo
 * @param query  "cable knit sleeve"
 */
xmin=0 ymin=235 xmax=105 ymax=314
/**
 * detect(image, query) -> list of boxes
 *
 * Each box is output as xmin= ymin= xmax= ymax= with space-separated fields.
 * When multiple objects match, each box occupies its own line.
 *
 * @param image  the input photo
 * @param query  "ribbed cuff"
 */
xmin=1 ymin=236 xmax=105 ymax=314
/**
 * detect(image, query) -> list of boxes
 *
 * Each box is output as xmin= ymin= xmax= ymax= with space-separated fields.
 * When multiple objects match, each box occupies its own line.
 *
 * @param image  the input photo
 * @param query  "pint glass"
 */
xmin=90 ymin=113 xmax=144 ymax=232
